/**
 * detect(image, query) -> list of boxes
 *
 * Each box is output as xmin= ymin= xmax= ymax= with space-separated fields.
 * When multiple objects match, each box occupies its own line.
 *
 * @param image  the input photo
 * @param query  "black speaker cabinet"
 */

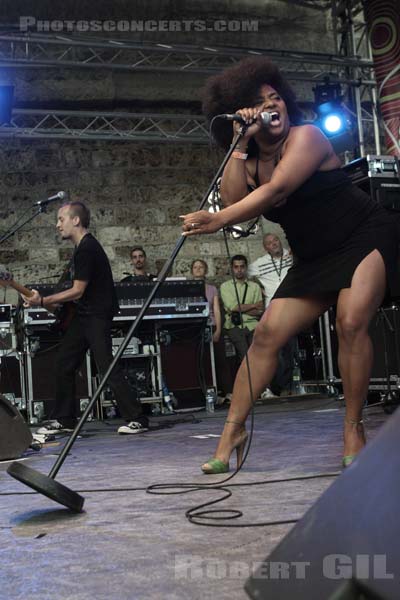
xmin=25 ymin=336 xmax=90 ymax=419
xmin=322 ymin=306 xmax=400 ymax=384
xmin=0 ymin=394 xmax=32 ymax=460
xmin=357 ymin=176 xmax=400 ymax=212
xmin=0 ymin=355 xmax=23 ymax=400
xmin=369 ymin=306 xmax=400 ymax=380
xmin=159 ymin=320 xmax=214 ymax=407
xmin=245 ymin=409 xmax=400 ymax=600
xmin=343 ymin=155 xmax=400 ymax=211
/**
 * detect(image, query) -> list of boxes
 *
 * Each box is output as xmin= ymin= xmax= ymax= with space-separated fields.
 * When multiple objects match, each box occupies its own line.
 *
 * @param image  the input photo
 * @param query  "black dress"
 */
xmin=257 ymin=167 xmax=398 ymax=299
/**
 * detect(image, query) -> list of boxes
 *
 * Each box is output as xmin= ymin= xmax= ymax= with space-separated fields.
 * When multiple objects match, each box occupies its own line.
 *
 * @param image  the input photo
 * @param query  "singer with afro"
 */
xmin=181 ymin=56 xmax=398 ymax=474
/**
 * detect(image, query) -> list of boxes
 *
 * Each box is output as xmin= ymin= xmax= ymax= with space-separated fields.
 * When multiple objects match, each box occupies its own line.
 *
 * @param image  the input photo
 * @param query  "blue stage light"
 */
xmin=312 ymin=81 xmax=354 ymax=152
xmin=322 ymin=113 xmax=345 ymax=134
xmin=313 ymin=81 xmax=350 ymax=138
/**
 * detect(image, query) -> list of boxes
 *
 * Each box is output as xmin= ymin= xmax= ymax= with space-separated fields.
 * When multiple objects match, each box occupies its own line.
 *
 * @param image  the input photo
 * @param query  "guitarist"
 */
xmin=22 ymin=201 xmax=149 ymax=435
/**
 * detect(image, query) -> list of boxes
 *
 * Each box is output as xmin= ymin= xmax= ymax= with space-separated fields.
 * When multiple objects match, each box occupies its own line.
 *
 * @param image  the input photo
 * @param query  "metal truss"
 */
xmin=0 ymin=2 xmax=379 ymax=148
xmin=0 ymin=109 xmax=210 ymax=143
xmin=282 ymin=0 xmax=331 ymax=9
xmin=330 ymin=0 xmax=381 ymax=156
xmin=0 ymin=33 xmax=375 ymax=86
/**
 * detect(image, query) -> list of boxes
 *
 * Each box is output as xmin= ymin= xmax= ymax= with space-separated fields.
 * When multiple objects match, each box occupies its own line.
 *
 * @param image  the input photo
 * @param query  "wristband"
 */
xmin=40 ymin=296 xmax=44 ymax=308
xmin=232 ymin=151 xmax=248 ymax=160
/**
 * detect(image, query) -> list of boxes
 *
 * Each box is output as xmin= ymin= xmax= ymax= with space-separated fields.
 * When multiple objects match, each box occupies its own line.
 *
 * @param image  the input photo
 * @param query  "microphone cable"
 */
xmin=145 ymin=124 xmax=341 ymax=527
xmin=146 ymin=223 xmax=340 ymax=528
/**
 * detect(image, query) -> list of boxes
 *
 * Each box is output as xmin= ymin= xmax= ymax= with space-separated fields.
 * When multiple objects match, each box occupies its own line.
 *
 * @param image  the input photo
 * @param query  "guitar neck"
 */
xmin=8 ymin=280 xmax=34 ymax=298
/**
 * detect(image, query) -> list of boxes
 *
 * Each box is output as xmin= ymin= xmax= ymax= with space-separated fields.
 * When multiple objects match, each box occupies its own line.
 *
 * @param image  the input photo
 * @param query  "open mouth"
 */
xmin=268 ymin=111 xmax=281 ymax=126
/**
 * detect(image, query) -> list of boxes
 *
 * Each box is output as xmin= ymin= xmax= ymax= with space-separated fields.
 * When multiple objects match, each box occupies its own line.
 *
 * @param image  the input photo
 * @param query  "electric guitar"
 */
xmin=0 ymin=265 xmax=34 ymax=299
xmin=0 ymin=265 xmax=76 ymax=332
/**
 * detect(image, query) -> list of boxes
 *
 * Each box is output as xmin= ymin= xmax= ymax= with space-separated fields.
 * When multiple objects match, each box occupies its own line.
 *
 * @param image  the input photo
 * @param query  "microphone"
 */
xmin=220 ymin=112 xmax=273 ymax=126
xmin=35 ymin=191 xmax=67 ymax=206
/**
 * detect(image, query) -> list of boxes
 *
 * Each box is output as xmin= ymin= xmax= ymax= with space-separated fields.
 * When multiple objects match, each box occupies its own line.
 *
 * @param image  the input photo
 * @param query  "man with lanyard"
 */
xmin=220 ymin=254 xmax=264 ymax=370
xmin=249 ymin=232 xmax=295 ymax=395
xmin=22 ymin=201 xmax=149 ymax=435
xmin=248 ymin=233 xmax=293 ymax=307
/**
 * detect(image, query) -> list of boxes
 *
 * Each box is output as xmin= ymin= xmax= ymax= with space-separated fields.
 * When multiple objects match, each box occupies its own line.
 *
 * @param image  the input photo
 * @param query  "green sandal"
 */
xmin=342 ymin=418 xmax=364 ymax=468
xmin=201 ymin=419 xmax=247 ymax=474
xmin=201 ymin=458 xmax=229 ymax=474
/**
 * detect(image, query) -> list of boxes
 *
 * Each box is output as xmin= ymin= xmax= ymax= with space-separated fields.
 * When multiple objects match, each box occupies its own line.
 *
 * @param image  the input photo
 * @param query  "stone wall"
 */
xmin=0 ymin=0 xmax=335 ymax=300
xmin=0 ymin=138 xmax=286 ymax=296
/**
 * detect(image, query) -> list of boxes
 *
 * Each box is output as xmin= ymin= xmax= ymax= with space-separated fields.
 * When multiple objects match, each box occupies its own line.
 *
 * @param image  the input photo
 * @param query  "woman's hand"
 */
xmin=233 ymin=108 xmax=263 ymax=140
xmin=180 ymin=210 xmax=224 ymax=236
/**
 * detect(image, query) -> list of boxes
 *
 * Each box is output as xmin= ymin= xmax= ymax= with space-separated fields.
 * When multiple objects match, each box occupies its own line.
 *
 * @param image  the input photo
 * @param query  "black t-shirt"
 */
xmin=72 ymin=233 xmax=119 ymax=318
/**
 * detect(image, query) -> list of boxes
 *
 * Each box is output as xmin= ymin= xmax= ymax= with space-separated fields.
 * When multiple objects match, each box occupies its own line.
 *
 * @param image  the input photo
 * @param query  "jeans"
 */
xmin=225 ymin=326 xmax=254 ymax=364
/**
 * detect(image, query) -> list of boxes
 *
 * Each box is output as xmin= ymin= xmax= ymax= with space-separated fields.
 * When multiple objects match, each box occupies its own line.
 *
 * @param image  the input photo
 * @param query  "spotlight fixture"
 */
xmin=313 ymin=79 xmax=355 ymax=152
xmin=313 ymin=79 xmax=349 ymax=137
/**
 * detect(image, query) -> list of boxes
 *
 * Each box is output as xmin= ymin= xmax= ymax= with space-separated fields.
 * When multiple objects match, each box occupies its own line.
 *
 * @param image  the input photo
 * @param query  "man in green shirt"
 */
xmin=220 ymin=254 xmax=264 ymax=366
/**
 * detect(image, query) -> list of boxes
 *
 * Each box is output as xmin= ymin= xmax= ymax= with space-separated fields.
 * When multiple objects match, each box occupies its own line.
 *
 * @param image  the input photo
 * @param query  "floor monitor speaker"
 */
xmin=245 ymin=410 xmax=400 ymax=600
xmin=0 ymin=394 xmax=32 ymax=461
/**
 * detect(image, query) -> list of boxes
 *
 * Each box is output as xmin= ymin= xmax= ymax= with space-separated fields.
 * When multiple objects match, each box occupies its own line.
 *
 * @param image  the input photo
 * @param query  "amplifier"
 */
xmin=369 ymin=305 xmax=400 ymax=381
xmin=0 ymin=304 xmax=13 ymax=324
xmin=112 ymin=336 xmax=141 ymax=356
xmin=0 ymin=355 xmax=24 ymax=408
xmin=0 ymin=305 xmax=17 ymax=353
xmin=343 ymin=154 xmax=400 ymax=210
xmin=0 ymin=327 xmax=17 ymax=354
xmin=321 ymin=305 xmax=400 ymax=386
xmin=22 ymin=284 xmax=61 ymax=327
xmin=159 ymin=320 xmax=215 ymax=407
xmin=23 ymin=307 xmax=55 ymax=326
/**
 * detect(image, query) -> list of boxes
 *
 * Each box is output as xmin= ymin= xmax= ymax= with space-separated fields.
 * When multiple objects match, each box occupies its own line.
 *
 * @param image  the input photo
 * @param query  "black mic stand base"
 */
xmin=7 ymin=461 xmax=84 ymax=512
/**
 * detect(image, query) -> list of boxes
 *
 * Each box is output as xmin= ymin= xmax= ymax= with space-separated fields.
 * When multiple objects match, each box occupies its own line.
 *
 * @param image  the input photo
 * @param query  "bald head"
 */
xmin=263 ymin=233 xmax=283 ymax=257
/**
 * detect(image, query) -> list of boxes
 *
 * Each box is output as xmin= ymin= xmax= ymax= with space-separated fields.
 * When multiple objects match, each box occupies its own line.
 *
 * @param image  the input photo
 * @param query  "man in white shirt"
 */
xmin=249 ymin=233 xmax=295 ymax=395
xmin=248 ymin=233 xmax=292 ymax=308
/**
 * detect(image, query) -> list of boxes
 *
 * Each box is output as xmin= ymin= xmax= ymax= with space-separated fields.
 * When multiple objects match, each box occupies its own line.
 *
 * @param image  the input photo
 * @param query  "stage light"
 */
xmin=0 ymin=85 xmax=14 ymax=124
xmin=312 ymin=80 xmax=355 ymax=152
xmin=322 ymin=113 xmax=345 ymax=135
xmin=313 ymin=80 xmax=349 ymax=137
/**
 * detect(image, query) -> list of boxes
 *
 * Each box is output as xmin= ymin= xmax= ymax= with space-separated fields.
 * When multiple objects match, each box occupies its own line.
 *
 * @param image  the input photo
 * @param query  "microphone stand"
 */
xmin=7 ymin=127 xmax=250 ymax=512
xmin=0 ymin=202 xmax=52 ymax=246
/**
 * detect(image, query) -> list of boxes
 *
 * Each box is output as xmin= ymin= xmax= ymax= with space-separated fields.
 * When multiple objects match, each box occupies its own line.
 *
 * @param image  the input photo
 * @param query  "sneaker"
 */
xmin=31 ymin=432 xmax=55 ymax=444
xmin=36 ymin=420 xmax=73 ymax=435
xmin=117 ymin=421 xmax=148 ymax=435
xmin=261 ymin=388 xmax=277 ymax=400
xmin=216 ymin=393 xmax=232 ymax=406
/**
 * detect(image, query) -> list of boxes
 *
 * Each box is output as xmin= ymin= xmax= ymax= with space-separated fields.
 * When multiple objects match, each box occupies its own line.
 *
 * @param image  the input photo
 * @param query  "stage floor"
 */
xmin=0 ymin=396 xmax=389 ymax=600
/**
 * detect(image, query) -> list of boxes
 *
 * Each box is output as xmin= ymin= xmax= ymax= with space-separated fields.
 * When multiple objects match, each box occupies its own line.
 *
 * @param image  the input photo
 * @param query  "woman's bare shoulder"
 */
xmin=284 ymin=125 xmax=340 ymax=168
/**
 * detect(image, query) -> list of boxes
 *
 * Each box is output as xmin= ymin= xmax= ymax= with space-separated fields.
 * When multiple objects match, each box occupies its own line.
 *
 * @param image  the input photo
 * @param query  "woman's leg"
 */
xmin=204 ymin=294 xmax=333 ymax=468
xmin=336 ymin=250 xmax=387 ymax=460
